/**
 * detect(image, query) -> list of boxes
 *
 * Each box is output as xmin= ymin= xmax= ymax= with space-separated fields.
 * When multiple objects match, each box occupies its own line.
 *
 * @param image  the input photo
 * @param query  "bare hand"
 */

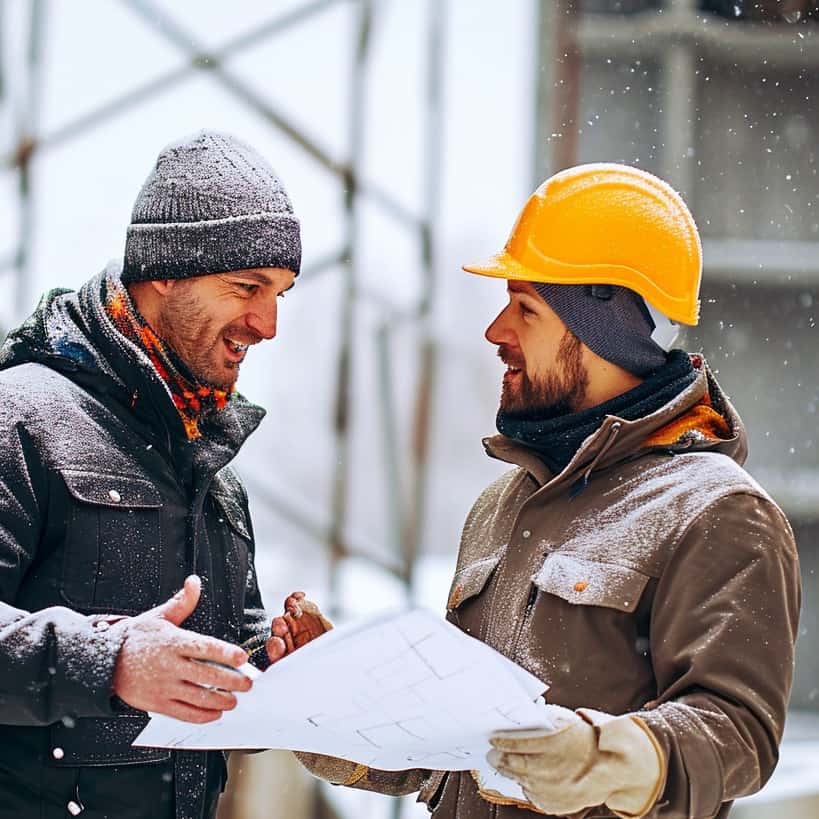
xmin=265 ymin=591 xmax=333 ymax=663
xmin=112 ymin=575 xmax=251 ymax=723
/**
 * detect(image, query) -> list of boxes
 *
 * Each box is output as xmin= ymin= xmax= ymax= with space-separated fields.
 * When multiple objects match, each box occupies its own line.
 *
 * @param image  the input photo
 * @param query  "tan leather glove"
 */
xmin=488 ymin=705 xmax=665 ymax=818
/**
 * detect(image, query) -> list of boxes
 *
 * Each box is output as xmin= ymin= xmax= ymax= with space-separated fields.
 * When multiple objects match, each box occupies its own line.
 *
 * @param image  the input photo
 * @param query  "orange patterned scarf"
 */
xmin=104 ymin=276 xmax=231 ymax=440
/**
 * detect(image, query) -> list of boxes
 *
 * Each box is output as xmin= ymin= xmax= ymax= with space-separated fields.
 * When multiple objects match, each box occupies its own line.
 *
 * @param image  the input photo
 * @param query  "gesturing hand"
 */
xmin=266 ymin=591 xmax=333 ymax=663
xmin=111 ymin=575 xmax=252 ymax=724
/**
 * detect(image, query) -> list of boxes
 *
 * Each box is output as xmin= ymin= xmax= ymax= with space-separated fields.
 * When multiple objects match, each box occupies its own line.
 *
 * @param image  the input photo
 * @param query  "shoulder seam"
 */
xmin=672 ymin=488 xmax=788 ymax=559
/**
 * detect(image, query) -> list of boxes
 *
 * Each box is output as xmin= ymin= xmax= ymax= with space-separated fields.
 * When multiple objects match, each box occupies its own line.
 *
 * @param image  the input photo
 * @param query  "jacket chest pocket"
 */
xmin=59 ymin=469 xmax=163 ymax=615
xmin=533 ymin=552 xmax=650 ymax=614
xmin=48 ymin=715 xmax=170 ymax=768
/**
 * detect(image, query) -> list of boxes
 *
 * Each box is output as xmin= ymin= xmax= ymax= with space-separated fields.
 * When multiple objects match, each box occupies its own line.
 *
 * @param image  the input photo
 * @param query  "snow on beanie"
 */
xmin=122 ymin=130 xmax=301 ymax=282
xmin=533 ymin=283 xmax=668 ymax=377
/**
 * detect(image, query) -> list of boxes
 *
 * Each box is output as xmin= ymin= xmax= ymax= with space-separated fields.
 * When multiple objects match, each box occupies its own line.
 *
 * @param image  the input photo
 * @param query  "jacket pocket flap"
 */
xmin=533 ymin=553 xmax=649 ymax=613
xmin=211 ymin=491 xmax=252 ymax=540
xmin=60 ymin=469 xmax=162 ymax=509
xmin=49 ymin=715 xmax=170 ymax=767
xmin=447 ymin=553 xmax=502 ymax=610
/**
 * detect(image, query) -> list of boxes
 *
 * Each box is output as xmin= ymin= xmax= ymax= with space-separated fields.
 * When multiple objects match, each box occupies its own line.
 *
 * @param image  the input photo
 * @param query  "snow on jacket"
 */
xmin=0 ymin=265 xmax=269 ymax=819
xmin=302 ymin=356 xmax=801 ymax=819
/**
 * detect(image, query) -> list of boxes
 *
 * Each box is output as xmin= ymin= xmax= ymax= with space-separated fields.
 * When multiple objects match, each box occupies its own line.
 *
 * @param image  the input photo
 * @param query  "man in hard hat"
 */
xmin=298 ymin=163 xmax=801 ymax=818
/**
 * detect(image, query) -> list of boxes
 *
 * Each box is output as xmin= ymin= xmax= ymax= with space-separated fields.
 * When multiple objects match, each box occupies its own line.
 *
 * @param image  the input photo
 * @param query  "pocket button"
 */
xmin=108 ymin=489 xmax=122 ymax=503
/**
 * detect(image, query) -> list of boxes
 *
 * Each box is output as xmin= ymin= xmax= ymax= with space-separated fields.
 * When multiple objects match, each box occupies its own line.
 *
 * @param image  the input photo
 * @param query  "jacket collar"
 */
xmin=483 ymin=356 xmax=746 ymax=490
xmin=0 ymin=263 xmax=265 ymax=471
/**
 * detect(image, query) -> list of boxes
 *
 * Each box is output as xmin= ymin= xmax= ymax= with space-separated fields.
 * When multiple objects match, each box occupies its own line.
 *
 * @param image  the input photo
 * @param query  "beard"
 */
xmin=499 ymin=331 xmax=589 ymax=417
xmin=152 ymin=282 xmax=248 ymax=390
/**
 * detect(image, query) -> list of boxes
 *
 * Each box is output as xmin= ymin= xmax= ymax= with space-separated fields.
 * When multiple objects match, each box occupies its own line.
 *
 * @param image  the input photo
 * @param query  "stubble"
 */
xmin=153 ymin=282 xmax=237 ymax=389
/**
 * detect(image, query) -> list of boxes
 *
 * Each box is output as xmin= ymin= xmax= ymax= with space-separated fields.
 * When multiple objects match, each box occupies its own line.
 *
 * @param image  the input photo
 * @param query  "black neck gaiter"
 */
xmin=496 ymin=349 xmax=696 ymax=474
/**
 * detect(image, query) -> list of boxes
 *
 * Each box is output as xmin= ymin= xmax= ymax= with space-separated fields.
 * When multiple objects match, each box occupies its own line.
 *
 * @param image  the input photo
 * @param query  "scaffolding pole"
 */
xmin=327 ymin=0 xmax=373 ymax=614
xmin=401 ymin=0 xmax=445 ymax=597
xmin=13 ymin=0 xmax=45 ymax=319
xmin=1 ymin=0 xmax=447 ymax=619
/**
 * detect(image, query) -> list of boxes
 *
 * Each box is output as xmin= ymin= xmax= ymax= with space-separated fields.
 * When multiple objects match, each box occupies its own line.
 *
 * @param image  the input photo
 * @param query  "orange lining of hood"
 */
xmin=642 ymin=396 xmax=732 ymax=449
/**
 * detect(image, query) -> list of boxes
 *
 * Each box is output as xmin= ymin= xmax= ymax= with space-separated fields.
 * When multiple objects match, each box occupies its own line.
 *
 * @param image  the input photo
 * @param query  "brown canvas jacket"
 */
xmin=301 ymin=359 xmax=801 ymax=819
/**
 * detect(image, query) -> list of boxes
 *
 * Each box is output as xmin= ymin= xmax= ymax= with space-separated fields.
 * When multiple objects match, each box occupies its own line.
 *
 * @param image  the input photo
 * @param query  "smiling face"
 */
xmin=484 ymin=280 xmax=589 ymax=416
xmin=148 ymin=267 xmax=295 ymax=390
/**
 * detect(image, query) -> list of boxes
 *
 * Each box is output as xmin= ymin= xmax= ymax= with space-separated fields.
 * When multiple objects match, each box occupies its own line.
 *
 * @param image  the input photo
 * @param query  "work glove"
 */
xmin=488 ymin=705 xmax=665 ymax=818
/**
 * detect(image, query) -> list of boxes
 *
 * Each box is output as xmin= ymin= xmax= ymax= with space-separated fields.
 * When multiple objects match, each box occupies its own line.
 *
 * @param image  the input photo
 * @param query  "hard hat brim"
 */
xmin=462 ymin=251 xmax=540 ymax=285
xmin=462 ymin=251 xmax=699 ymax=326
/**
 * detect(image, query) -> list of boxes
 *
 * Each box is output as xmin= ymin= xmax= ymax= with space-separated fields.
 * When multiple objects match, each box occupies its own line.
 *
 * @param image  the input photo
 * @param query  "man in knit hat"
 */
xmin=0 ymin=130 xmax=327 ymax=819
xmin=298 ymin=164 xmax=801 ymax=818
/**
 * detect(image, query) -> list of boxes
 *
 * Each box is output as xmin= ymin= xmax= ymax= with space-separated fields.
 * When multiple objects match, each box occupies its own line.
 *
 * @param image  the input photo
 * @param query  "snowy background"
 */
xmin=1 ymin=1 xmax=817 ymax=817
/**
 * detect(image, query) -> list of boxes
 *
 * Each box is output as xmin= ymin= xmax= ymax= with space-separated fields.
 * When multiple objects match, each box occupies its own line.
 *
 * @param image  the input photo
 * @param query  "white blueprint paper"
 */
xmin=134 ymin=608 xmax=550 ymax=796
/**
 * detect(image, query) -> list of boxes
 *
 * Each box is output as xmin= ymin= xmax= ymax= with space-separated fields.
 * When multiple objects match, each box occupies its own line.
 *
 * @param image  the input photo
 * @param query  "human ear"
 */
xmin=148 ymin=279 xmax=177 ymax=296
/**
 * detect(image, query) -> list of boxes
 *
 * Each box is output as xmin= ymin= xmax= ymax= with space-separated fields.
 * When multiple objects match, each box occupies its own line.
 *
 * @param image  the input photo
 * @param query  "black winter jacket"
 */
xmin=0 ymin=265 xmax=270 ymax=819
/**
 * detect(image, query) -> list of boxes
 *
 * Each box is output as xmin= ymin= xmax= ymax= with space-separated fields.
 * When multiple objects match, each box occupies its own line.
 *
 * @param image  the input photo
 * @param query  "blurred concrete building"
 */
xmin=536 ymin=0 xmax=818 ymax=712
xmin=535 ymin=5 xmax=819 ymax=818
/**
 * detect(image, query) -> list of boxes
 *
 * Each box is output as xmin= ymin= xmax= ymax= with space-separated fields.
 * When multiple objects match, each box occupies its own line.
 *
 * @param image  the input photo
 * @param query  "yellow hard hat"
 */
xmin=462 ymin=163 xmax=702 ymax=325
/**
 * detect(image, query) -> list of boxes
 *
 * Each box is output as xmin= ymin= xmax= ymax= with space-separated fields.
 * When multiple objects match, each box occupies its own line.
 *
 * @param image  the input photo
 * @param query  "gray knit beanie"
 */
xmin=122 ymin=130 xmax=301 ymax=282
xmin=533 ymin=283 xmax=668 ymax=377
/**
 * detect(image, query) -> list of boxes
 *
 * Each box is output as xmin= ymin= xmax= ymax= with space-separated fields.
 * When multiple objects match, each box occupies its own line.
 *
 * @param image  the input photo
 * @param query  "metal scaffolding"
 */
xmin=2 ymin=5 xmax=446 ymax=816
xmin=1 ymin=0 xmax=446 ymax=614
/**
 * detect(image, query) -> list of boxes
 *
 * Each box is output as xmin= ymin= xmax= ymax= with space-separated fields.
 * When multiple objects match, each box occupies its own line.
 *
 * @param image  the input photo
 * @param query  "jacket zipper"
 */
xmin=189 ymin=486 xmax=208 ymax=572
xmin=510 ymin=580 xmax=540 ymax=666
xmin=508 ymin=536 xmax=555 ymax=667
xmin=524 ymin=582 xmax=538 ymax=614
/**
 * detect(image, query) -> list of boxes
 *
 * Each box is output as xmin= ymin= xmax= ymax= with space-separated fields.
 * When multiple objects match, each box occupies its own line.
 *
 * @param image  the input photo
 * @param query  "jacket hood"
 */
xmin=0 ymin=262 xmax=265 ymax=454
xmin=484 ymin=355 xmax=747 ymax=489
xmin=0 ymin=277 xmax=120 ymax=382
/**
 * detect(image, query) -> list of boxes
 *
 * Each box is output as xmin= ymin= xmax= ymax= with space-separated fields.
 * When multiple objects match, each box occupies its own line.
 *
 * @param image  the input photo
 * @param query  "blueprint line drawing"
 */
xmin=134 ymin=608 xmax=551 ymax=802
